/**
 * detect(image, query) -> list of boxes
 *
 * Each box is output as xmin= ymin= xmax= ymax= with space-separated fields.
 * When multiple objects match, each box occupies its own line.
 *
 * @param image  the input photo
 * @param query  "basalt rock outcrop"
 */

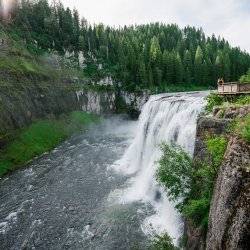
xmin=0 ymin=79 xmax=147 ymax=148
xmin=194 ymin=116 xmax=231 ymax=163
xmin=0 ymin=81 xmax=78 ymax=137
xmin=213 ymin=105 xmax=250 ymax=119
xmin=206 ymin=136 xmax=250 ymax=250
xmin=186 ymin=105 xmax=250 ymax=250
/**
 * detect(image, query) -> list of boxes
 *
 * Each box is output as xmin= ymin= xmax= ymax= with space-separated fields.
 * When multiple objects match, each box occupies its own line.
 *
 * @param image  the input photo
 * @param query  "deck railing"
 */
xmin=218 ymin=82 xmax=250 ymax=94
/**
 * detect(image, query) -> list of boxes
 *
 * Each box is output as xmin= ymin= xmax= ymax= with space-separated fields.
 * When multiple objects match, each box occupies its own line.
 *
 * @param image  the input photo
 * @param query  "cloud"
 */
xmin=58 ymin=0 xmax=250 ymax=52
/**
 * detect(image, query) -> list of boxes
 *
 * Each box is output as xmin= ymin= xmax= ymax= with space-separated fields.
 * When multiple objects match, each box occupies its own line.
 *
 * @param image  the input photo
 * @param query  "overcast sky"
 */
xmin=59 ymin=0 xmax=250 ymax=52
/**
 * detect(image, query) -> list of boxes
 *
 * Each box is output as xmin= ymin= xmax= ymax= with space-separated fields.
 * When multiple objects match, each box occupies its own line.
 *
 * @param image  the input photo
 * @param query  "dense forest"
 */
xmin=1 ymin=0 xmax=250 ymax=91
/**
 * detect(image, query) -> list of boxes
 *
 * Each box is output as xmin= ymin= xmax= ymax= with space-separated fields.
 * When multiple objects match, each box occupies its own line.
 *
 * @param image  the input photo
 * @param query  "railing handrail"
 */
xmin=218 ymin=81 xmax=238 ymax=85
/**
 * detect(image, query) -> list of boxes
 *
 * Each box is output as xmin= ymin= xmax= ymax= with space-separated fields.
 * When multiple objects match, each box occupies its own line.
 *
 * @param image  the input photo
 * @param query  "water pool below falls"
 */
xmin=0 ymin=92 xmax=206 ymax=249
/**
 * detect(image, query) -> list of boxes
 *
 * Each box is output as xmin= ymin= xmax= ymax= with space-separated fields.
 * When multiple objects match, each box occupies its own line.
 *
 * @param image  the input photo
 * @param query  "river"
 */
xmin=0 ymin=92 xmax=206 ymax=250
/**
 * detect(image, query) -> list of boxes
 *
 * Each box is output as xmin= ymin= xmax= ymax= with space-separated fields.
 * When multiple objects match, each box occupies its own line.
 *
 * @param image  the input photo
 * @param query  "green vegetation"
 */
xmin=206 ymin=136 xmax=228 ymax=167
xmin=0 ymin=54 xmax=50 ymax=78
xmin=240 ymin=68 xmax=250 ymax=83
xmin=0 ymin=39 xmax=86 ymax=82
xmin=205 ymin=91 xmax=249 ymax=143
xmin=205 ymin=93 xmax=250 ymax=112
xmin=157 ymin=138 xmax=227 ymax=229
xmin=205 ymin=93 xmax=224 ymax=112
xmin=150 ymin=233 xmax=179 ymax=250
xmin=0 ymin=112 xmax=99 ymax=176
xmin=157 ymin=145 xmax=193 ymax=204
xmin=230 ymin=114 xmax=250 ymax=143
xmin=2 ymin=0 xmax=250 ymax=92
xmin=0 ymin=31 xmax=57 ymax=78
xmin=148 ymin=83 xmax=210 ymax=95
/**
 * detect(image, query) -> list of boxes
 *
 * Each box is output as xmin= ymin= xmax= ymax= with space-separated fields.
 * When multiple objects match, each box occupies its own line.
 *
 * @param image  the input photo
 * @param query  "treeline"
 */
xmin=2 ymin=0 xmax=250 ymax=90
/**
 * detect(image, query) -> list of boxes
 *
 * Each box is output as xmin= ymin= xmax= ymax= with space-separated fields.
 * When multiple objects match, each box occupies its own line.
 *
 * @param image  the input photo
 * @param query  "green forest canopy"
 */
xmin=1 ymin=0 xmax=250 ymax=91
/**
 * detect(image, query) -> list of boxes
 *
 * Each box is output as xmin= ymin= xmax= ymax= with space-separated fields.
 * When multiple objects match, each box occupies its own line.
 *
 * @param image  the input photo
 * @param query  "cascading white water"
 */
xmin=113 ymin=92 xmax=206 ymax=242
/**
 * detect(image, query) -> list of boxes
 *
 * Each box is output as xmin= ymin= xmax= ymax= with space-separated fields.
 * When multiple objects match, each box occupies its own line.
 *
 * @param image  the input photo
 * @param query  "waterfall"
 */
xmin=112 ymin=92 xmax=206 ymax=242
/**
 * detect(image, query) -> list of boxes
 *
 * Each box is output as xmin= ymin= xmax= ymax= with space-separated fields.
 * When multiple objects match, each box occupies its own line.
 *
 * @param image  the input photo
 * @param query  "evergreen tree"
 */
xmin=183 ymin=50 xmax=193 ymax=84
xmin=174 ymin=52 xmax=183 ymax=84
xmin=4 ymin=0 xmax=250 ymax=90
xmin=215 ymin=52 xmax=223 ymax=79
xmin=150 ymin=36 xmax=162 ymax=63
xmin=194 ymin=46 xmax=204 ymax=84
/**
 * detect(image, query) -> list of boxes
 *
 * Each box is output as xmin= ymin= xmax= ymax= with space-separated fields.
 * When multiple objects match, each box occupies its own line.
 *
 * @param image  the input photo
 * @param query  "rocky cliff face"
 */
xmin=0 ymin=81 xmax=79 ymax=138
xmin=0 ymin=80 xmax=147 ymax=147
xmin=206 ymin=136 xmax=250 ymax=250
xmin=75 ymin=90 xmax=147 ymax=115
xmin=186 ymin=106 xmax=250 ymax=250
xmin=194 ymin=116 xmax=230 ymax=163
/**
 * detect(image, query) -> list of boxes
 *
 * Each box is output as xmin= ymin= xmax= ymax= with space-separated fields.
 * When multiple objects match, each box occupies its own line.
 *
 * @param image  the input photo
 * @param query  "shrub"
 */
xmin=206 ymin=136 xmax=228 ymax=167
xmin=205 ymin=93 xmax=224 ymax=112
xmin=157 ymin=138 xmax=228 ymax=229
xmin=183 ymin=197 xmax=210 ymax=228
xmin=150 ymin=233 xmax=179 ymax=250
xmin=231 ymin=114 xmax=250 ymax=143
xmin=234 ymin=95 xmax=250 ymax=106
xmin=205 ymin=93 xmax=250 ymax=114
xmin=157 ymin=144 xmax=193 ymax=203
xmin=239 ymin=68 xmax=250 ymax=83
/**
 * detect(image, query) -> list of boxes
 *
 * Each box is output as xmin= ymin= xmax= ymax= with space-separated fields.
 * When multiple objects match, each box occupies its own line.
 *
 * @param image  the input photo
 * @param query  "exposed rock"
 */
xmin=184 ymin=219 xmax=206 ymax=250
xmin=76 ymin=90 xmax=116 ymax=114
xmin=193 ymin=116 xmax=230 ymax=162
xmin=0 ymin=81 xmax=79 ymax=138
xmin=196 ymin=116 xmax=230 ymax=137
xmin=206 ymin=137 xmax=250 ymax=250
xmin=213 ymin=105 xmax=250 ymax=119
xmin=0 ymin=80 xmax=147 ymax=148
xmin=189 ymin=106 xmax=250 ymax=249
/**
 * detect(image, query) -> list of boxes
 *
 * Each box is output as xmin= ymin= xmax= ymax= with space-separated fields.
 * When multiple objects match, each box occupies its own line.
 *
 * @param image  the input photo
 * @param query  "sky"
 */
xmin=60 ymin=0 xmax=250 ymax=52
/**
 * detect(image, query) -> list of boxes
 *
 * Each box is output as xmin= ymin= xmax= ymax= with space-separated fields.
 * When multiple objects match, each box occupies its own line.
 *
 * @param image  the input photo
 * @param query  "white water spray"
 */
xmin=113 ymin=92 xmax=206 ymax=242
xmin=1 ymin=0 xmax=15 ymax=19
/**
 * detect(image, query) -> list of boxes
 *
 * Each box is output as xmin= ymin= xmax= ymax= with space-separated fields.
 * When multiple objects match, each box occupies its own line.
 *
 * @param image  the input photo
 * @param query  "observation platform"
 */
xmin=218 ymin=82 xmax=250 ymax=95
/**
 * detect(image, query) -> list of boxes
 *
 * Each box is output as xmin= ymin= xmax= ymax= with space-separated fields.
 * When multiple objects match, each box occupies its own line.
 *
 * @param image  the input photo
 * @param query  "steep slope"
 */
xmin=206 ymin=136 xmax=250 ymax=249
xmin=189 ymin=101 xmax=250 ymax=250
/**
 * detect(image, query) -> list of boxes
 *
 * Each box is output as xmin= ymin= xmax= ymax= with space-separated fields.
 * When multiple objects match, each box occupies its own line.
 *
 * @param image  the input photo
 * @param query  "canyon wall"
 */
xmin=0 ymin=80 xmax=147 ymax=147
xmin=185 ymin=105 xmax=250 ymax=250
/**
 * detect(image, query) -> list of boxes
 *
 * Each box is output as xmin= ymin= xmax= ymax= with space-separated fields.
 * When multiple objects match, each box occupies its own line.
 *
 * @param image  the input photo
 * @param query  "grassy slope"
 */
xmin=0 ymin=112 xmax=99 ymax=176
xmin=0 ymin=33 xmax=101 ymax=176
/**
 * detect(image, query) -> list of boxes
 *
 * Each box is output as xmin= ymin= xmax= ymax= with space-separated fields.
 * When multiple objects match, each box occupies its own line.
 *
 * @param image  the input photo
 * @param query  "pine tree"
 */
xmin=162 ymin=50 xmax=175 ymax=84
xmin=72 ymin=8 xmax=80 ymax=52
xmin=138 ymin=61 xmax=147 ymax=86
xmin=5 ymin=1 xmax=250 ymax=90
xmin=194 ymin=46 xmax=204 ymax=84
xmin=174 ymin=52 xmax=183 ymax=84
xmin=222 ymin=51 xmax=231 ymax=81
xmin=215 ymin=51 xmax=223 ymax=79
xmin=183 ymin=50 xmax=193 ymax=84
xmin=150 ymin=36 xmax=162 ymax=63
xmin=148 ymin=64 xmax=154 ymax=87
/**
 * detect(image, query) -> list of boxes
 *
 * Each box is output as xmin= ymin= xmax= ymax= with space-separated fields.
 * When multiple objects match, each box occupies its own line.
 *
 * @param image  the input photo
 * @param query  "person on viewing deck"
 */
xmin=217 ymin=78 xmax=224 ymax=85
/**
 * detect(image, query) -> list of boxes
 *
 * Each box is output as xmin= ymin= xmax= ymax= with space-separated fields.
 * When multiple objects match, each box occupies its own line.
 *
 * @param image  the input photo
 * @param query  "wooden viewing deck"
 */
xmin=218 ymin=82 xmax=250 ymax=95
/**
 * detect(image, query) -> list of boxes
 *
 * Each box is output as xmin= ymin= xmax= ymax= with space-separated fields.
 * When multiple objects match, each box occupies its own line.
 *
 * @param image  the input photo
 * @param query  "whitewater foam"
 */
xmin=113 ymin=92 xmax=206 ymax=242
